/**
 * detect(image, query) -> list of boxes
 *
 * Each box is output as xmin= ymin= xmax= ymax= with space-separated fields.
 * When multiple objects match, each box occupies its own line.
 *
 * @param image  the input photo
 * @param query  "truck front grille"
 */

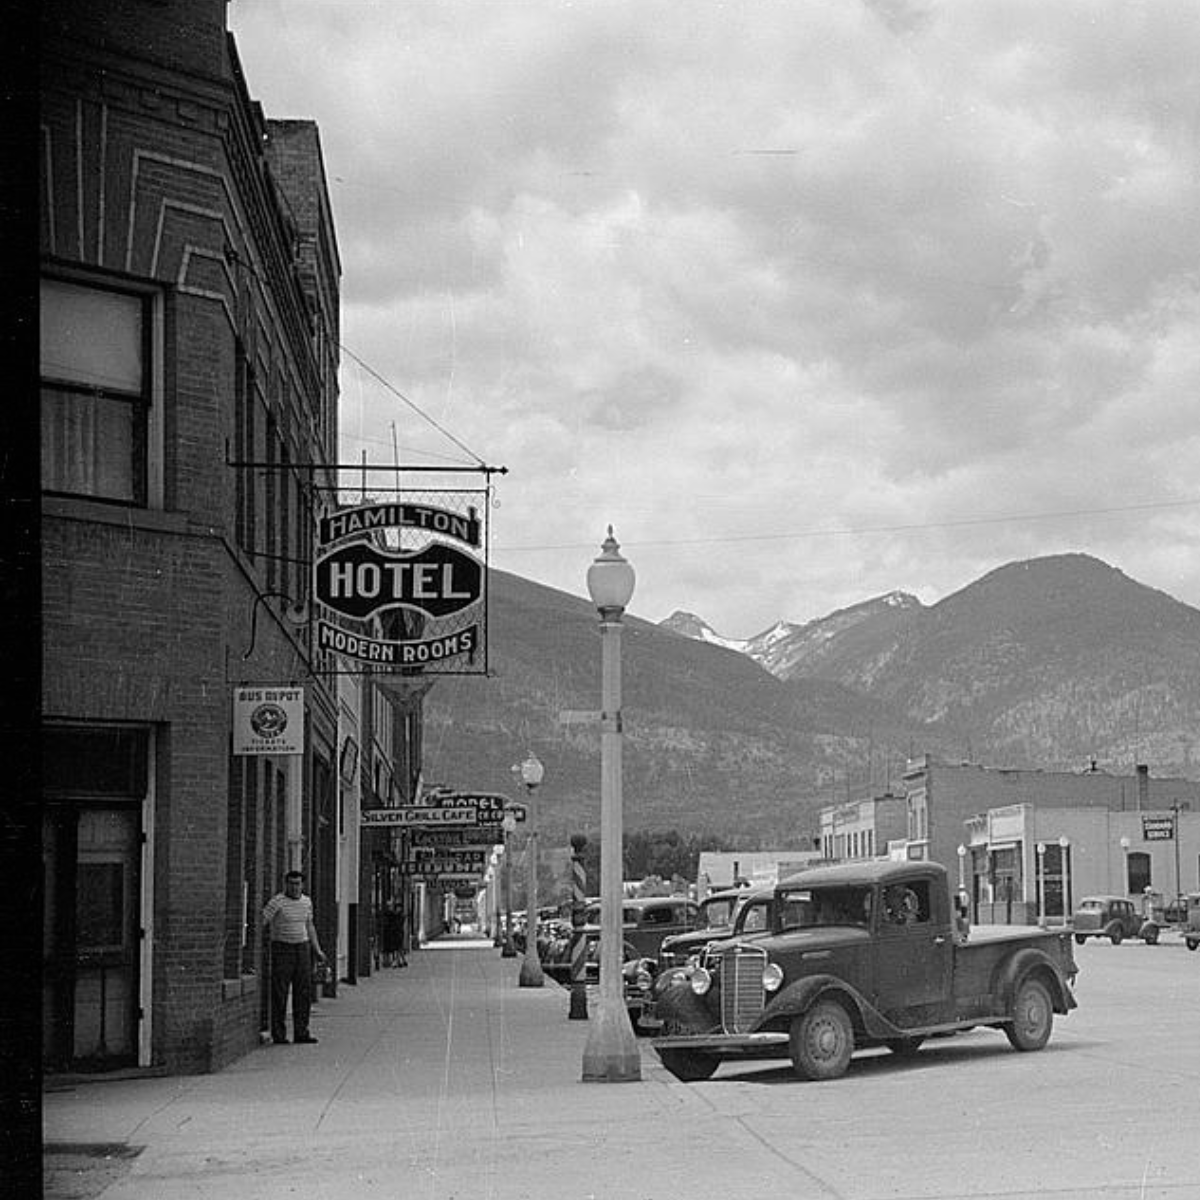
xmin=718 ymin=944 xmax=766 ymax=1034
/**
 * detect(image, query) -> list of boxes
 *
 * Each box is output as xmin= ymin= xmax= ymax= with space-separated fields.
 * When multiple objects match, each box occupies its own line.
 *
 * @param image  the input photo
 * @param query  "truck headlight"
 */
xmin=762 ymin=962 xmax=784 ymax=993
xmin=690 ymin=967 xmax=712 ymax=996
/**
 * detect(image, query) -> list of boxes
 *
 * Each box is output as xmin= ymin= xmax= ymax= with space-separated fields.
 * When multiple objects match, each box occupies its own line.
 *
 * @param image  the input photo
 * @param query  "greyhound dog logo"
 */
xmin=250 ymin=702 xmax=288 ymax=739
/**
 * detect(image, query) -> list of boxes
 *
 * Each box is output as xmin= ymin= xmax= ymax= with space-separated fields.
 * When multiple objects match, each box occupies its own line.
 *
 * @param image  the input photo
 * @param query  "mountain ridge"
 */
xmin=423 ymin=554 xmax=1199 ymax=848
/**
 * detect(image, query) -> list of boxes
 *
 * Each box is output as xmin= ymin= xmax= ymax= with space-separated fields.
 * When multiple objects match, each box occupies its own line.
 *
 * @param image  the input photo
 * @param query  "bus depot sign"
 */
xmin=233 ymin=686 xmax=304 ymax=756
xmin=313 ymin=495 xmax=487 ymax=673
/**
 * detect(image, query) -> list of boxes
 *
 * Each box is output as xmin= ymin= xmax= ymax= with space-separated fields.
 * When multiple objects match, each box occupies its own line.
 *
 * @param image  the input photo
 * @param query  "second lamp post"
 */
xmin=517 ymin=752 xmax=545 ymax=987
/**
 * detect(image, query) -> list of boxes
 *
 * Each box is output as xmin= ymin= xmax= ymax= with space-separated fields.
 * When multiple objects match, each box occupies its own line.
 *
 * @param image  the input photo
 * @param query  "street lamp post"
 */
xmin=1170 ymin=803 xmax=1183 ymax=911
xmin=501 ymin=812 xmax=517 ymax=958
xmin=518 ymin=753 xmax=545 ymax=987
xmin=1119 ymin=835 xmax=1131 ymax=897
xmin=582 ymin=527 xmax=641 ymax=1083
xmin=1036 ymin=842 xmax=1046 ymax=925
xmin=1058 ymin=835 xmax=1071 ymax=926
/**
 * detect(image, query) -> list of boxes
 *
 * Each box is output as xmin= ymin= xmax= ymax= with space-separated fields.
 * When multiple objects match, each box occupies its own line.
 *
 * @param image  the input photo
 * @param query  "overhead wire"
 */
xmin=492 ymin=496 xmax=1200 ymax=555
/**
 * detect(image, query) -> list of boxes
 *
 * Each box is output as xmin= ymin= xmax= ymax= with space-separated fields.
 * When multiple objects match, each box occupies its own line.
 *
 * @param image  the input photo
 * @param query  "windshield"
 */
xmin=778 ymin=885 xmax=872 ymax=930
xmin=700 ymin=897 xmax=737 ymax=928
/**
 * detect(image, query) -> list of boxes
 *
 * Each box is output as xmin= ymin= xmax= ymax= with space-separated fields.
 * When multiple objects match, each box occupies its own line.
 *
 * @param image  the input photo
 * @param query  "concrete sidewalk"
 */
xmin=44 ymin=937 xmax=769 ymax=1200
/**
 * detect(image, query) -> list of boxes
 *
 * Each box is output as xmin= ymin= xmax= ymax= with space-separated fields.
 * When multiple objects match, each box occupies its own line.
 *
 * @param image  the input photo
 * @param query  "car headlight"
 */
xmin=762 ymin=962 xmax=784 ymax=993
xmin=636 ymin=969 xmax=653 ymax=992
xmin=690 ymin=967 xmax=712 ymax=996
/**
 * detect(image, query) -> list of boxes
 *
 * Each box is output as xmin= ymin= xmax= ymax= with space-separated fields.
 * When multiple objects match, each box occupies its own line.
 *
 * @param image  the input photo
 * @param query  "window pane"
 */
xmin=43 ymin=727 xmax=149 ymax=796
xmin=41 ymin=279 xmax=143 ymax=391
xmin=41 ymin=386 xmax=138 ymax=502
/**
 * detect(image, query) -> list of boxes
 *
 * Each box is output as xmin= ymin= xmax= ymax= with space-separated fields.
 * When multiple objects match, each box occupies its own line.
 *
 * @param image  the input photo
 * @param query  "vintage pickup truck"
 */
xmin=652 ymin=859 xmax=1078 ymax=1082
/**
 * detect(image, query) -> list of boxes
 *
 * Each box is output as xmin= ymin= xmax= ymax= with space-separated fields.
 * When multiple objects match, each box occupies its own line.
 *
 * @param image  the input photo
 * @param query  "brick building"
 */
xmin=40 ymin=0 xmax=353 ymax=1072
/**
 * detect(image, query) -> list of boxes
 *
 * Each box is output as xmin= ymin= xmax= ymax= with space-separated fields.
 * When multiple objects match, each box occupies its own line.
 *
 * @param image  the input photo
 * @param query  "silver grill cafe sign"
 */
xmin=313 ymin=500 xmax=484 ymax=668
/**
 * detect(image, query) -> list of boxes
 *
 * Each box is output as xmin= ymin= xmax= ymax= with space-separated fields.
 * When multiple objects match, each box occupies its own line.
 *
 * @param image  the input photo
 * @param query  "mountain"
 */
xmin=743 ymin=592 xmax=922 ymax=678
xmin=664 ymin=554 xmax=1200 ymax=777
xmin=659 ymin=610 xmax=749 ymax=654
xmin=422 ymin=572 xmax=952 ymax=848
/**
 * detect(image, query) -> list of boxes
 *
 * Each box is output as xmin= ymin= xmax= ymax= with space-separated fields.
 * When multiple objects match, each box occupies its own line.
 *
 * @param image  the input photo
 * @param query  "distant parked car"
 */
xmin=1072 ymin=896 xmax=1156 ymax=945
xmin=1183 ymin=894 xmax=1200 ymax=952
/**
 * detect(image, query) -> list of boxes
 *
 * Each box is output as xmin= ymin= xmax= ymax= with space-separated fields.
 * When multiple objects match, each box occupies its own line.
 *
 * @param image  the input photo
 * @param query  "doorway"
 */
xmin=43 ymin=726 xmax=148 ymax=1071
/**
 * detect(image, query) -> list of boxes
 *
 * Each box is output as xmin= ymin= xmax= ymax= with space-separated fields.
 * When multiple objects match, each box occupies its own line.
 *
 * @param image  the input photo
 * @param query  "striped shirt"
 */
xmin=263 ymin=893 xmax=313 ymax=944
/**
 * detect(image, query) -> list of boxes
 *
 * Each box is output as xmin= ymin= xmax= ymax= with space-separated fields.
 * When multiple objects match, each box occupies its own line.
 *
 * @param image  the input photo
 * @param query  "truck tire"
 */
xmin=1074 ymin=934 xmax=1087 ymax=946
xmin=789 ymin=1000 xmax=854 ymax=1081
xmin=1186 ymin=939 xmax=1198 ymax=952
xmin=1142 ymin=925 xmax=1159 ymax=946
xmin=1109 ymin=927 xmax=1123 ymax=945
xmin=1005 ymin=977 xmax=1053 ymax=1052
xmin=657 ymin=1047 xmax=718 ymax=1082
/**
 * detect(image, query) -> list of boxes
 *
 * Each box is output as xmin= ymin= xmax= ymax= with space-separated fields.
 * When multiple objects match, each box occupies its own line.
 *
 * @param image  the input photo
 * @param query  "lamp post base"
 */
xmin=518 ymin=955 xmax=544 ymax=987
xmin=581 ymin=1002 xmax=641 ymax=1082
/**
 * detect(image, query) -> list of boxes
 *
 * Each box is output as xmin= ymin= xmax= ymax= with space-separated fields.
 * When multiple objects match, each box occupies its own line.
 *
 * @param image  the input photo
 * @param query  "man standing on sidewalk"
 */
xmin=263 ymin=870 xmax=326 ymax=1045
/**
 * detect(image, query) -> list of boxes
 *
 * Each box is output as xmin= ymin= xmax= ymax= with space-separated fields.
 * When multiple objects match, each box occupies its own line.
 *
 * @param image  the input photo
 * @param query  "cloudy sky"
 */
xmin=230 ymin=0 xmax=1200 ymax=638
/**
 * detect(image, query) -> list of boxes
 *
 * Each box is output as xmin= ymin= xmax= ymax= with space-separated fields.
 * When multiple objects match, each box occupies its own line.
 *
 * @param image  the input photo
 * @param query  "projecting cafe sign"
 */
xmin=312 ymin=498 xmax=486 ymax=672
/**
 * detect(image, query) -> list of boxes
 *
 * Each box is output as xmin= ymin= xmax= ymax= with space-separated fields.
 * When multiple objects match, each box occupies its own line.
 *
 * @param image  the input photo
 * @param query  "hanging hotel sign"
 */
xmin=313 ymin=492 xmax=488 ymax=675
xmin=232 ymin=686 xmax=305 ymax=756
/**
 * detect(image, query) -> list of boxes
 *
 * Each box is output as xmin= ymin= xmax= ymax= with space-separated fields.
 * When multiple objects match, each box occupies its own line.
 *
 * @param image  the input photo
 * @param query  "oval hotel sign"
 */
xmin=312 ymin=498 xmax=486 ymax=671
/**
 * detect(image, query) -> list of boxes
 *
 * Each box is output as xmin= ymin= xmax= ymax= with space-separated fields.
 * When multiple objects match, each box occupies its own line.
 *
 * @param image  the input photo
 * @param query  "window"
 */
xmin=41 ymin=277 xmax=156 ymax=505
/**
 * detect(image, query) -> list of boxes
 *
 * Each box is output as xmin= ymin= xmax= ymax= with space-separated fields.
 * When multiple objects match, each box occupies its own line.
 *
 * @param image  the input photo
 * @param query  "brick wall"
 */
xmin=42 ymin=0 xmax=342 ymax=1075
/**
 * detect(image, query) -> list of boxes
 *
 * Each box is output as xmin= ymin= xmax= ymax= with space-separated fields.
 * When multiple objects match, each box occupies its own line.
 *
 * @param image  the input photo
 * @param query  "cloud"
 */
xmin=231 ymin=0 xmax=1200 ymax=636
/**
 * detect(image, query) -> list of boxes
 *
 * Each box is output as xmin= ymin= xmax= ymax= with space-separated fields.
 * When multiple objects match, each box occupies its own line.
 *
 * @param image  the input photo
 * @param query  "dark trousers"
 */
xmin=269 ymin=941 xmax=312 ymax=1040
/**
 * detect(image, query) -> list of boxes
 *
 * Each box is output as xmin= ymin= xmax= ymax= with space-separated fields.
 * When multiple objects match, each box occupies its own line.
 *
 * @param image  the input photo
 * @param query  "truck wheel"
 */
xmin=1187 ymin=939 xmax=1198 ymax=952
xmin=789 ymin=1000 xmax=853 ymax=1081
xmin=1142 ymin=926 xmax=1159 ymax=946
xmin=1005 ymin=977 xmax=1053 ymax=1052
xmin=885 ymin=1036 xmax=925 ymax=1059
xmin=657 ymin=1047 xmax=718 ymax=1082
xmin=1109 ymin=927 xmax=1123 ymax=946
xmin=1073 ymin=934 xmax=1086 ymax=946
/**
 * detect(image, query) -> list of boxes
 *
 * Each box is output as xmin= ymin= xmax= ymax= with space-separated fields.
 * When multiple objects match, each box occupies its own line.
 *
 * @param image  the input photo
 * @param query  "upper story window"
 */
xmin=40 ymin=276 xmax=160 ymax=506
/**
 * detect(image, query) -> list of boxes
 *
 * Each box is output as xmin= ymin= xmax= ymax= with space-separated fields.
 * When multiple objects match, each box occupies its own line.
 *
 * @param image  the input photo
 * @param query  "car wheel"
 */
xmin=885 ymin=1036 xmax=925 ymax=1059
xmin=657 ymin=1047 xmax=718 ymax=1082
xmin=1073 ymin=934 xmax=1086 ymax=946
xmin=1142 ymin=926 xmax=1159 ymax=946
xmin=1110 ymin=927 xmax=1123 ymax=946
xmin=1187 ymin=939 xmax=1199 ymax=952
xmin=1005 ymin=977 xmax=1053 ymax=1052
xmin=789 ymin=1000 xmax=854 ymax=1081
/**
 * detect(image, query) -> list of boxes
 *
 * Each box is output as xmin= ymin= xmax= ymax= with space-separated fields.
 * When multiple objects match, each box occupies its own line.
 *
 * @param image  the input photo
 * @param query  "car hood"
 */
xmin=710 ymin=926 xmax=871 ymax=957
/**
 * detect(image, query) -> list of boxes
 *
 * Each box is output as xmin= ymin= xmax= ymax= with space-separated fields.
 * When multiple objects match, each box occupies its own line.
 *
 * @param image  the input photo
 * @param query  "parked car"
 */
xmin=1072 ymin=896 xmax=1157 ymax=945
xmin=1182 ymin=894 xmax=1200 ymax=952
xmin=631 ymin=885 xmax=778 ymax=1034
xmin=543 ymin=895 xmax=700 ymax=990
xmin=656 ymin=885 xmax=769 ymax=971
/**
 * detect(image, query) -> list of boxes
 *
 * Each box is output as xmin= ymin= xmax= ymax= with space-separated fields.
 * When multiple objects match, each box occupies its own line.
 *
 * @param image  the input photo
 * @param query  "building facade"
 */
xmin=816 ymin=756 xmax=1200 ymax=926
xmin=816 ymin=793 xmax=907 ymax=862
xmin=41 ymin=0 xmax=347 ymax=1072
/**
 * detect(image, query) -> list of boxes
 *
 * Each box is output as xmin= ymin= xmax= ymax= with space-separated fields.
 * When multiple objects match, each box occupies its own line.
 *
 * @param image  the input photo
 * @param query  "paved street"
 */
xmin=44 ymin=932 xmax=1200 ymax=1200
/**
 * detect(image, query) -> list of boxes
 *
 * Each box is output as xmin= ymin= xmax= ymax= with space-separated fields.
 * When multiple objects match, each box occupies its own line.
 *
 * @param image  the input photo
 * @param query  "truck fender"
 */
xmin=653 ymin=975 xmax=720 ymax=1035
xmin=759 ymin=974 xmax=903 ymax=1041
xmin=991 ymin=947 xmax=1075 ymax=1014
